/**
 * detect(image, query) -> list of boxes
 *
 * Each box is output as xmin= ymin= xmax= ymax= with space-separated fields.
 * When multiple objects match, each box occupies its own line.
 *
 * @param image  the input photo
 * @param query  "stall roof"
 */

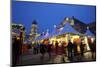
xmin=50 ymin=29 xmax=59 ymax=37
xmin=59 ymin=23 xmax=80 ymax=35
xmin=85 ymin=29 xmax=94 ymax=36
xmin=35 ymin=33 xmax=51 ymax=41
xmin=35 ymin=36 xmax=43 ymax=41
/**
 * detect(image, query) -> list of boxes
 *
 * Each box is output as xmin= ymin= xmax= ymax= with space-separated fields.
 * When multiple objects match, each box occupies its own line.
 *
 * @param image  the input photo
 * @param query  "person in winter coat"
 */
xmin=40 ymin=43 xmax=46 ymax=60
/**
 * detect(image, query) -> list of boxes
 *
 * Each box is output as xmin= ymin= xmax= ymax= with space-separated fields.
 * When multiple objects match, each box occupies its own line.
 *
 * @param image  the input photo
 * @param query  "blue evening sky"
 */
xmin=12 ymin=1 xmax=96 ymax=34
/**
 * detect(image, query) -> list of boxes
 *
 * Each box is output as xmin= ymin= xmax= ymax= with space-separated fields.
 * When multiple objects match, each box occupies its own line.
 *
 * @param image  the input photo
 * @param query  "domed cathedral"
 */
xmin=29 ymin=20 xmax=38 ymax=41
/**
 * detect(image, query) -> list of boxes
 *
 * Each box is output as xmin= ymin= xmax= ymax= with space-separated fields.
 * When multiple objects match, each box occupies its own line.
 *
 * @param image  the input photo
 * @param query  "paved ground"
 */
xmin=16 ymin=49 xmax=96 ymax=66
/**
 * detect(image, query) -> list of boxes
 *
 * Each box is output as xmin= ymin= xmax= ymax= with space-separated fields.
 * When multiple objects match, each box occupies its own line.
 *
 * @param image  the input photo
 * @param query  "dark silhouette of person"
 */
xmin=34 ymin=45 xmax=38 ymax=54
xmin=40 ymin=43 xmax=46 ymax=60
xmin=67 ymin=40 xmax=73 ymax=60
xmin=92 ymin=39 xmax=96 ymax=59
xmin=73 ymin=42 xmax=78 ymax=57
xmin=47 ymin=43 xmax=53 ymax=59
xmin=61 ymin=41 xmax=67 ymax=62
xmin=88 ymin=38 xmax=96 ymax=59
xmin=61 ymin=42 xmax=66 ymax=55
xmin=55 ymin=41 xmax=59 ymax=55
xmin=80 ymin=42 xmax=85 ymax=56
xmin=12 ymin=37 xmax=22 ymax=66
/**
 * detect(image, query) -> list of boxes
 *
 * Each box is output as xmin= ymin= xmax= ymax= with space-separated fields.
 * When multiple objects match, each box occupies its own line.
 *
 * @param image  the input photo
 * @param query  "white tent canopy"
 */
xmin=85 ymin=29 xmax=94 ymax=37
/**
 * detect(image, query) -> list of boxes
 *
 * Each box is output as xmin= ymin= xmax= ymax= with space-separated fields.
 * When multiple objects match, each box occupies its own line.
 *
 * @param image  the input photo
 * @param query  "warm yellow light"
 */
xmin=17 ymin=37 xmax=20 ymax=40
xmin=84 ymin=36 xmax=90 ymax=51
xmin=32 ymin=41 xmax=35 ymax=44
xmin=71 ymin=35 xmax=80 ymax=43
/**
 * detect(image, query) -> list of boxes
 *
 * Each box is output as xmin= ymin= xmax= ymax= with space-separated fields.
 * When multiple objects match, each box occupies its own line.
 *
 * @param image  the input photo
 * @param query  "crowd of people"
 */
xmin=32 ymin=38 xmax=96 ymax=62
xmin=12 ymin=36 xmax=96 ymax=66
